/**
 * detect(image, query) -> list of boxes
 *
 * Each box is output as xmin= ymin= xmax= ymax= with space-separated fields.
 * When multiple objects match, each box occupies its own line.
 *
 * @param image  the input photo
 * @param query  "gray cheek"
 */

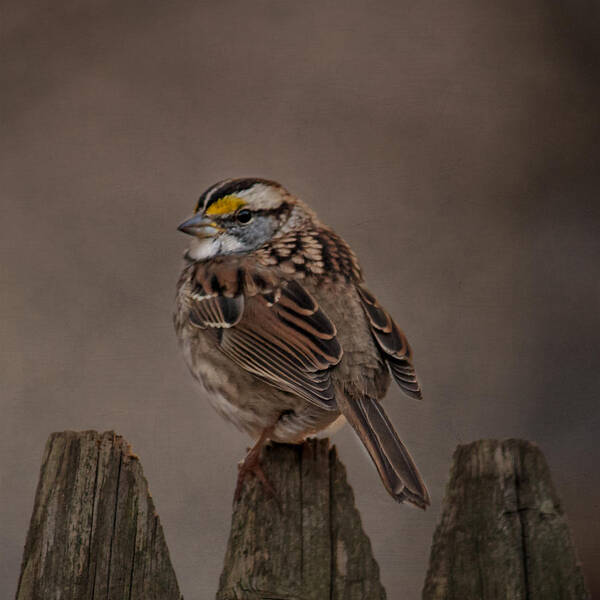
xmin=236 ymin=216 xmax=275 ymax=250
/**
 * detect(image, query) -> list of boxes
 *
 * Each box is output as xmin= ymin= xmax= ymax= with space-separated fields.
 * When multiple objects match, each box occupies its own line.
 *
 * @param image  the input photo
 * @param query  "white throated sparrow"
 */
xmin=174 ymin=178 xmax=429 ymax=508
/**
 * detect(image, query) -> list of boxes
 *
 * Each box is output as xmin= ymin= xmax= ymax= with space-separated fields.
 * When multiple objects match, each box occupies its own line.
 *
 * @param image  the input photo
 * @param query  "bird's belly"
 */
xmin=181 ymin=331 xmax=339 ymax=441
xmin=204 ymin=387 xmax=267 ymax=436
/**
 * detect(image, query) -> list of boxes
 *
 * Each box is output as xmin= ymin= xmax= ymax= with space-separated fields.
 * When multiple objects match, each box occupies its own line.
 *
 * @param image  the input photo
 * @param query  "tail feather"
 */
xmin=338 ymin=393 xmax=430 ymax=509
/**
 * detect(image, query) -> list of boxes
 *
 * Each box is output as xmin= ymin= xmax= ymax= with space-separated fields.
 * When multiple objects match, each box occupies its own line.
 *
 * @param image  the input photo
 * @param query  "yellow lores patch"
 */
xmin=205 ymin=195 xmax=247 ymax=216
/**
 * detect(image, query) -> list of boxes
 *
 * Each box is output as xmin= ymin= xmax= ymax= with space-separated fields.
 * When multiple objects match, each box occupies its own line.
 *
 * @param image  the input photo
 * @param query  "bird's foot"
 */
xmin=233 ymin=427 xmax=280 ymax=509
xmin=234 ymin=455 xmax=277 ymax=502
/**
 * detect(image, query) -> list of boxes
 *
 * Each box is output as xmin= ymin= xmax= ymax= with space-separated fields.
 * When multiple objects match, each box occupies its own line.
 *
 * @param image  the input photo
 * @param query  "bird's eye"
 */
xmin=236 ymin=209 xmax=253 ymax=224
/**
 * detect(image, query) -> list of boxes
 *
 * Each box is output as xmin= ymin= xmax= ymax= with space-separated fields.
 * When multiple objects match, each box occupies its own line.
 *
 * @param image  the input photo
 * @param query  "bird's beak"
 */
xmin=177 ymin=214 xmax=223 ymax=238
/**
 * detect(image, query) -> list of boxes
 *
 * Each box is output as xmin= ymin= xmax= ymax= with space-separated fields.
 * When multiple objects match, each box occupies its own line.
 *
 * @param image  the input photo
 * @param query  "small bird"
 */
xmin=174 ymin=178 xmax=429 ymax=508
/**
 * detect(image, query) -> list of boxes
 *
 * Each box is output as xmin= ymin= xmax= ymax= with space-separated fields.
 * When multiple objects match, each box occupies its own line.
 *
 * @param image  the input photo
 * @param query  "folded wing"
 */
xmin=356 ymin=284 xmax=422 ymax=399
xmin=188 ymin=259 xmax=342 ymax=410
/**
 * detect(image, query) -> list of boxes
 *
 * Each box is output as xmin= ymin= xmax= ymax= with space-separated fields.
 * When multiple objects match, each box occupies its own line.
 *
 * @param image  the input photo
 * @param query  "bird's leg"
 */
xmin=234 ymin=425 xmax=278 ymax=504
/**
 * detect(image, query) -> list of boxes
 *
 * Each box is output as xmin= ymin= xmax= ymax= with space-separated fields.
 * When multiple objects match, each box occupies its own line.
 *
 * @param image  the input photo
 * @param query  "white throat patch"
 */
xmin=187 ymin=237 xmax=220 ymax=261
xmin=187 ymin=234 xmax=244 ymax=260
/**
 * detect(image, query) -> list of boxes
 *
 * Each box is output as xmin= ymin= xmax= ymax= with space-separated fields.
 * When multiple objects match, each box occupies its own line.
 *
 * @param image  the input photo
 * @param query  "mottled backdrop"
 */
xmin=2 ymin=1 xmax=599 ymax=597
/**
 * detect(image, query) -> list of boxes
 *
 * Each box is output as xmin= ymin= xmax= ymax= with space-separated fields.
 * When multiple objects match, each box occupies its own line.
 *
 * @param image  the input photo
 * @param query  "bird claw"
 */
xmin=232 ymin=425 xmax=282 ymax=510
xmin=233 ymin=451 xmax=281 ymax=510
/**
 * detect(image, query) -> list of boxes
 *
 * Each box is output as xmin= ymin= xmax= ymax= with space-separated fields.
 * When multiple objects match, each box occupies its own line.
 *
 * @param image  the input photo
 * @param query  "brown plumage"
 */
xmin=174 ymin=178 xmax=429 ymax=508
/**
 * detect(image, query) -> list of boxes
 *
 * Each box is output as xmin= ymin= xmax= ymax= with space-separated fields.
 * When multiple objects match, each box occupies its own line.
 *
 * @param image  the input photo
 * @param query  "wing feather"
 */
xmin=357 ymin=284 xmax=422 ymax=399
xmin=187 ymin=258 xmax=342 ymax=410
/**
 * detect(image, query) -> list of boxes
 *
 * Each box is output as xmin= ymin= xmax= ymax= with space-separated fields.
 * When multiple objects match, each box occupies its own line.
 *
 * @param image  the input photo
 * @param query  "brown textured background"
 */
xmin=2 ymin=1 xmax=599 ymax=597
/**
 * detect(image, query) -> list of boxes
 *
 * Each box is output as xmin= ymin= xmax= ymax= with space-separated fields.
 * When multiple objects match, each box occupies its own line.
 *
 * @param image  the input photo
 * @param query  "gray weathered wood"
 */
xmin=423 ymin=439 xmax=590 ymax=600
xmin=217 ymin=438 xmax=386 ymax=600
xmin=15 ymin=430 xmax=182 ymax=600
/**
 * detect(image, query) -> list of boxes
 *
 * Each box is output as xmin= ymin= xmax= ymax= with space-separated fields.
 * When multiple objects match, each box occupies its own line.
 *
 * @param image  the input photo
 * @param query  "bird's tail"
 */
xmin=337 ymin=393 xmax=430 ymax=509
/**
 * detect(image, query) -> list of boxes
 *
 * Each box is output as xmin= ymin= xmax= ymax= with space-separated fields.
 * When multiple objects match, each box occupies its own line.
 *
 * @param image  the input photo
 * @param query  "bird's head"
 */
xmin=178 ymin=178 xmax=311 ymax=261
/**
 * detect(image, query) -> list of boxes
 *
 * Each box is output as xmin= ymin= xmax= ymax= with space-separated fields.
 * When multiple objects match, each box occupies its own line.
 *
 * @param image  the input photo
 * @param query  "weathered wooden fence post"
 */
xmin=15 ymin=431 xmax=182 ymax=600
xmin=423 ymin=439 xmax=590 ymax=600
xmin=217 ymin=438 xmax=387 ymax=600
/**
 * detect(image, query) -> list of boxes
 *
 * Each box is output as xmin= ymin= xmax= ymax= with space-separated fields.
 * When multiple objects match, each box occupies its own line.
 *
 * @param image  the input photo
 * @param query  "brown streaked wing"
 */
xmin=189 ymin=293 xmax=244 ymax=328
xmin=356 ymin=284 xmax=422 ymax=399
xmin=220 ymin=324 xmax=338 ymax=408
xmin=188 ymin=259 xmax=342 ymax=410
xmin=220 ymin=280 xmax=342 ymax=410
xmin=188 ymin=257 xmax=282 ymax=329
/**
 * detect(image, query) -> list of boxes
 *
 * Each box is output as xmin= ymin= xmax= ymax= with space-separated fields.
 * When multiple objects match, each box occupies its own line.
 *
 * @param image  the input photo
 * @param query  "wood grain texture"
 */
xmin=217 ymin=438 xmax=386 ymax=600
xmin=15 ymin=430 xmax=182 ymax=600
xmin=423 ymin=439 xmax=590 ymax=600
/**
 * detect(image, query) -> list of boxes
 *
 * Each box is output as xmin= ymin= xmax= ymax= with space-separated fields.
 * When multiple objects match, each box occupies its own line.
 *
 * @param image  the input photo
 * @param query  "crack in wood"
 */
xmin=88 ymin=442 xmax=101 ymax=600
xmin=105 ymin=451 xmax=122 ymax=599
xmin=513 ymin=448 xmax=530 ymax=600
